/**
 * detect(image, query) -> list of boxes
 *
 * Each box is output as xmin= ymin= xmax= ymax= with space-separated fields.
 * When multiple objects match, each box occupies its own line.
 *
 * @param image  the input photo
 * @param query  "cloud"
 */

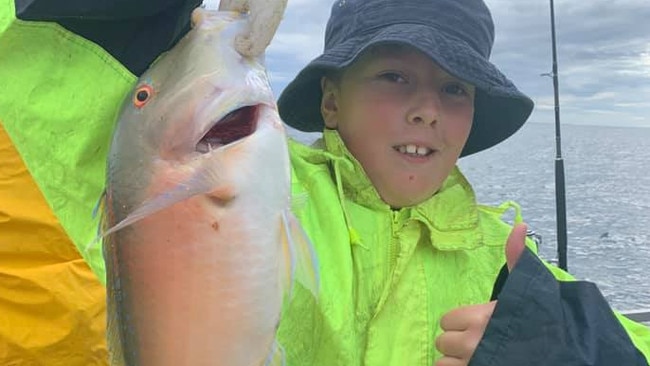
xmin=482 ymin=0 xmax=650 ymax=127
xmin=209 ymin=0 xmax=650 ymax=128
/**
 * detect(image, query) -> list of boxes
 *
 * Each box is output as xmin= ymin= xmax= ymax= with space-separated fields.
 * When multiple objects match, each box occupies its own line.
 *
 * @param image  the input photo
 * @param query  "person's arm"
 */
xmin=14 ymin=0 xmax=203 ymax=75
xmin=15 ymin=0 xmax=185 ymax=20
xmin=471 ymin=248 xmax=650 ymax=365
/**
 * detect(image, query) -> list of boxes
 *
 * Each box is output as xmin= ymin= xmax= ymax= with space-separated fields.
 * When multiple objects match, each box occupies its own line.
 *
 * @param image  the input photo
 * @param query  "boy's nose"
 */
xmin=406 ymin=93 xmax=441 ymax=126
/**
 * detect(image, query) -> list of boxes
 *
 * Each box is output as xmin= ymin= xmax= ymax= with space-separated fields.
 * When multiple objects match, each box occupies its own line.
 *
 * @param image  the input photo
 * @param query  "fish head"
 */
xmin=106 ymin=7 xmax=287 ymax=225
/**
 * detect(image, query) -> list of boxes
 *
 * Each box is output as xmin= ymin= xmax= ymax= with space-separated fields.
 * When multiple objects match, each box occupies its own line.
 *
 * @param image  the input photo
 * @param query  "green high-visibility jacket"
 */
xmin=276 ymin=129 xmax=650 ymax=365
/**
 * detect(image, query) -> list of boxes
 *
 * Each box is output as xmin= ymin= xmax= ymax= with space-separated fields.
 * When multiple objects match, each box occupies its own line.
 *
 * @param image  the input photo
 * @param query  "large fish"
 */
xmin=98 ymin=6 xmax=317 ymax=366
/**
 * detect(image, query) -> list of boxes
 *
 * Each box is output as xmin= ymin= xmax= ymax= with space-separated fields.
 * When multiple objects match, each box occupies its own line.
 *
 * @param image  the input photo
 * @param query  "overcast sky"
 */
xmin=208 ymin=0 xmax=650 ymax=129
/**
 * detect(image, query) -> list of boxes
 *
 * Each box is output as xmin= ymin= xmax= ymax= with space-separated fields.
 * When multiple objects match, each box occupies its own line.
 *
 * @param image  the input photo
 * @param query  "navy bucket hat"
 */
xmin=277 ymin=0 xmax=535 ymax=157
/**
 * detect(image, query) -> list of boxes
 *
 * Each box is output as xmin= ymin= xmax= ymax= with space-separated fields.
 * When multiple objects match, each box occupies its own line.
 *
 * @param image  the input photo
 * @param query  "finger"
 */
xmin=440 ymin=307 xmax=469 ymax=332
xmin=435 ymin=355 xmax=466 ymax=366
xmin=506 ymin=223 xmax=528 ymax=272
xmin=435 ymin=330 xmax=476 ymax=359
xmin=439 ymin=302 xmax=496 ymax=331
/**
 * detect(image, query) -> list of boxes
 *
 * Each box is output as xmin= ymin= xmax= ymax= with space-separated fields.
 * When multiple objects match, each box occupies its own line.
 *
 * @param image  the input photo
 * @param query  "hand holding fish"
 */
xmin=434 ymin=224 xmax=528 ymax=366
xmin=219 ymin=0 xmax=288 ymax=57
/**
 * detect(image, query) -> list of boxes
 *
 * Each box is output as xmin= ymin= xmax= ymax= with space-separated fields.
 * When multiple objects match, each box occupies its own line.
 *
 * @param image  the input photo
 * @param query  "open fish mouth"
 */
xmin=196 ymin=105 xmax=259 ymax=153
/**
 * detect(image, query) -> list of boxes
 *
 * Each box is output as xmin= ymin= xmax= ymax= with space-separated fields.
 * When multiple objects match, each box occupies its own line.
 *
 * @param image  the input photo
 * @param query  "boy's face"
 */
xmin=321 ymin=44 xmax=475 ymax=208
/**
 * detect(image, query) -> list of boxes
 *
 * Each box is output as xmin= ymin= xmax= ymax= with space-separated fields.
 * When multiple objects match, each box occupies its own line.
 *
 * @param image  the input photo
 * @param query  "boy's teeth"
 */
xmin=396 ymin=144 xmax=431 ymax=156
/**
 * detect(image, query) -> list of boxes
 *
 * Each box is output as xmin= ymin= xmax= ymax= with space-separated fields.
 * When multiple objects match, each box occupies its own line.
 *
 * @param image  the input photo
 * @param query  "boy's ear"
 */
xmin=320 ymin=76 xmax=339 ymax=129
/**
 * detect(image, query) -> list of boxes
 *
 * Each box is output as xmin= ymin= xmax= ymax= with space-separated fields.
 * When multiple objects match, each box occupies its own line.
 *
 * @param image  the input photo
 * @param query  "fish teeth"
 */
xmin=196 ymin=141 xmax=217 ymax=153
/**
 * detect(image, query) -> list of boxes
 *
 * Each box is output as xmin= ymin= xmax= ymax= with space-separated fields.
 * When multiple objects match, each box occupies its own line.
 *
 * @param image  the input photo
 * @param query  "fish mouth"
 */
xmin=196 ymin=105 xmax=259 ymax=153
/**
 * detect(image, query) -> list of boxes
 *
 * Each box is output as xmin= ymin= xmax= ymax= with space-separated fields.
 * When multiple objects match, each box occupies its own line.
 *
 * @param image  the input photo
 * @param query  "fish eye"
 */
xmin=133 ymin=84 xmax=154 ymax=108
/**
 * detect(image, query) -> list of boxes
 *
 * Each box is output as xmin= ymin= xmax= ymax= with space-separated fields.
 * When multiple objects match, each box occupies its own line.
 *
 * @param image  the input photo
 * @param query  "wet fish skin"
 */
xmin=101 ymin=8 xmax=316 ymax=366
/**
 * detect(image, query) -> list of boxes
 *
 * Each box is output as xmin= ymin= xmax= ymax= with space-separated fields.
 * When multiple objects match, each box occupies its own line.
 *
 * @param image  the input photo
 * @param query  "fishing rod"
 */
xmin=549 ymin=0 xmax=568 ymax=271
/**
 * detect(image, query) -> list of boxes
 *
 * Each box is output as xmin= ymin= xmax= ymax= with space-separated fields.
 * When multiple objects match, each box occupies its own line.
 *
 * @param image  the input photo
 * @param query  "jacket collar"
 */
xmin=322 ymin=129 xmax=483 ymax=250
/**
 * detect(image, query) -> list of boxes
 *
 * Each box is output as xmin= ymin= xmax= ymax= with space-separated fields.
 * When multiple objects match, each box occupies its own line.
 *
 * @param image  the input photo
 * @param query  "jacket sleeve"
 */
xmin=15 ymin=0 xmax=185 ymax=19
xmin=14 ymin=0 xmax=203 ymax=75
xmin=470 ymin=248 xmax=650 ymax=366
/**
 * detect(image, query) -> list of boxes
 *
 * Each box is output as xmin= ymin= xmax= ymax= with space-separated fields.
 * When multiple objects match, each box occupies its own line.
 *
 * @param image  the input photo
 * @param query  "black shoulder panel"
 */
xmin=472 ymin=249 xmax=648 ymax=366
xmin=15 ymin=0 xmax=203 ymax=76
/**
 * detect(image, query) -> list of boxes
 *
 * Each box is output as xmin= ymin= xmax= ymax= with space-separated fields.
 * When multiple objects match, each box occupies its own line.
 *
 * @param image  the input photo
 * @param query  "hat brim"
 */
xmin=278 ymin=23 xmax=534 ymax=157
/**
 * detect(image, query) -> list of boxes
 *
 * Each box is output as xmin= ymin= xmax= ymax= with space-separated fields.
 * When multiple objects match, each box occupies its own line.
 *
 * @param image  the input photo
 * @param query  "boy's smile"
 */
xmin=393 ymin=143 xmax=434 ymax=158
xmin=321 ymin=44 xmax=475 ymax=208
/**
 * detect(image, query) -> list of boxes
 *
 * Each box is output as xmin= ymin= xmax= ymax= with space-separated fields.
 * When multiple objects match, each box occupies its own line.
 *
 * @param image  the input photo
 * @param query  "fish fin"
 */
xmin=279 ymin=214 xmax=294 ymax=300
xmin=99 ymin=149 xmax=234 ymax=239
xmin=290 ymin=192 xmax=309 ymax=213
xmin=82 ymin=190 xmax=109 ymax=257
xmin=106 ymin=300 xmax=126 ymax=366
xmin=281 ymin=210 xmax=320 ymax=300
xmin=105 ymin=265 xmax=132 ymax=366
xmin=84 ymin=146 xmax=238 ymax=255
xmin=262 ymin=341 xmax=285 ymax=366
xmin=92 ymin=189 xmax=106 ymax=219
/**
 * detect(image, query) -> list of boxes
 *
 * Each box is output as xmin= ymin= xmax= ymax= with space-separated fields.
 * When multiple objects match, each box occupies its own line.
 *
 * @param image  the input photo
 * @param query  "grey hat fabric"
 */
xmin=277 ymin=0 xmax=535 ymax=157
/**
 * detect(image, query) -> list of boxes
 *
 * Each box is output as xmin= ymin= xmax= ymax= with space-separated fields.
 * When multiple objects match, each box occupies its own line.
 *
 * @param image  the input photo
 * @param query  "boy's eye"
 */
xmin=442 ymin=82 xmax=469 ymax=96
xmin=377 ymin=72 xmax=407 ymax=83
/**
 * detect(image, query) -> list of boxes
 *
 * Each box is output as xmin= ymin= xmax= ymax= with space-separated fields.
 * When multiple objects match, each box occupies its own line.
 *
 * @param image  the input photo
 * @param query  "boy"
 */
xmin=274 ymin=0 xmax=650 ymax=365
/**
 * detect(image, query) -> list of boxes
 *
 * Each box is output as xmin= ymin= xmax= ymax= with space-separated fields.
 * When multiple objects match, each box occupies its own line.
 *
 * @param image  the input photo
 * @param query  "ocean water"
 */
xmin=459 ymin=122 xmax=650 ymax=311
xmin=288 ymin=123 xmax=650 ymax=311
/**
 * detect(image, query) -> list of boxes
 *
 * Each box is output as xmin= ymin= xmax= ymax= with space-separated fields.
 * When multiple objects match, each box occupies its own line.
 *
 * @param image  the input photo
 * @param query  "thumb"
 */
xmin=506 ymin=223 xmax=528 ymax=272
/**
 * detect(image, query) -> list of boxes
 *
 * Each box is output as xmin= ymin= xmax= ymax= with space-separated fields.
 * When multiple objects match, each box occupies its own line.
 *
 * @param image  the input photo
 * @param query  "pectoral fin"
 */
xmin=93 ymin=148 xmax=234 ymax=244
xmin=280 ymin=210 xmax=320 ymax=299
xmin=262 ymin=341 xmax=285 ymax=366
